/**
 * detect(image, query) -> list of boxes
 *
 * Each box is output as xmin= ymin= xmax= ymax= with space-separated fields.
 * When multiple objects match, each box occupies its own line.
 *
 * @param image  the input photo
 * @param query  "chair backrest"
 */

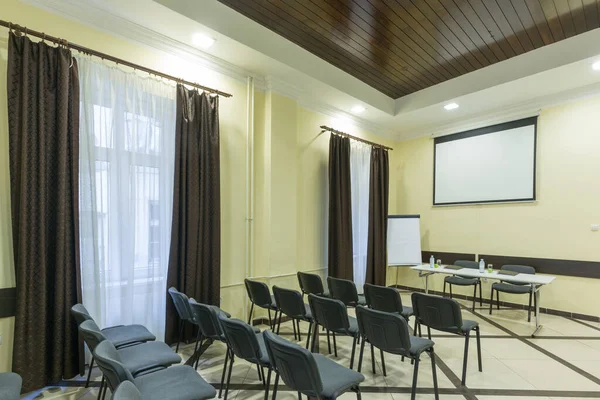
xmin=71 ymin=303 xmax=94 ymax=325
xmin=219 ymin=316 xmax=265 ymax=364
xmin=244 ymin=279 xmax=273 ymax=307
xmin=363 ymin=284 xmax=403 ymax=314
xmin=188 ymin=300 xmax=225 ymax=340
xmin=411 ymin=292 xmax=463 ymax=334
xmin=356 ymin=306 xmax=411 ymax=355
xmin=273 ymin=286 xmax=307 ymax=319
xmin=327 ymin=276 xmax=359 ymax=306
xmin=307 ymin=294 xmax=349 ymax=332
xmin=168 ymin=287 xmax=193 ymax=321
xmin=501 ymin=265 xmax=536 ymax=286
xmin=94 ymin=340 xmax=135 ymax=392
xmin=455 ymin=260 xmax=479 ymax=270
xmin=79 ymin=320 xmax=108 ymax=353
xmin=297 ymin=272 xmax=326 ymax=296
xmin=263 ymin=330 xmax=322 ymax=396
xmin=113 ymin=381 xmax=142 ymax=400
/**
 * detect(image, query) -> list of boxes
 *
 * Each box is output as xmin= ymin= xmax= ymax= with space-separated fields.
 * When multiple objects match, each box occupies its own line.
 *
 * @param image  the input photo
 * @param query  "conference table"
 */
xmin=411 ymin=264 xmax=556 ymax=337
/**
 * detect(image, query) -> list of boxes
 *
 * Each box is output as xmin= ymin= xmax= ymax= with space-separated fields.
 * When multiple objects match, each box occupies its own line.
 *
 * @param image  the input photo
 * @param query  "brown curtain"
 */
xmin=165 ymin=85 xmax=221 ymax=345
xmin=328 ymin=134 xmax=353 ymax=280
xmin=7 ymin=33 xmax=83 ymax=392
xmin=366 ymin=147 xmax=389 ymax=286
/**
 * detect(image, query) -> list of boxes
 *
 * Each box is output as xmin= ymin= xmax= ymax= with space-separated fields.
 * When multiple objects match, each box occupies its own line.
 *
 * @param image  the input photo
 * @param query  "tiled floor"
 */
xmin=25 ymin=292 xmax=600 ymax=400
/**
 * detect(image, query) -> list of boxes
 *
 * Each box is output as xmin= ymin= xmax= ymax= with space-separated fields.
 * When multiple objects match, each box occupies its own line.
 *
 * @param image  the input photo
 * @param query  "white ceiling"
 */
xmin=25 ymin=0 xmax=600 ymax=141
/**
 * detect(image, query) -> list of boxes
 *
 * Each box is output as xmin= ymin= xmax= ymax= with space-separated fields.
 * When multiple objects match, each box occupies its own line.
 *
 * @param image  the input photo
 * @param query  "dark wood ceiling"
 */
xmin=216 ymin=0 xmax=600 ymax=99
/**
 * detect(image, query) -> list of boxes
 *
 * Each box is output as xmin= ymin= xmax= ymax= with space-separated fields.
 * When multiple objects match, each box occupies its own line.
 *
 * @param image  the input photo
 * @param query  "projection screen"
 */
xmin=434 ymin=117 xmax=537 ymax=205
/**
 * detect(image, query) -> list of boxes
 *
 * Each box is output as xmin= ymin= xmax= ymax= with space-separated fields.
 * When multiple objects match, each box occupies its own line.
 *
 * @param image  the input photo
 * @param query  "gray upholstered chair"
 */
xmin=167 ymin=287 xmax=197 ymax=353
xmin=363 ymin=283 xmax=413 ymax=321
xmin=263 ymin=330 xmax=364 ymax=400
xmin=356 ymin=306 xmax=439 ymax=400
xmin=490 ymin=265 xmax=537 ymax=322
xmin=244 ymin=279 xmax=279 ymax=329
xmin=327 ymin=276 xmax=366 ymax=307
xmin=412 ymin=293 xmax=482 ymax=386
xmin=112 ymin=381 xmax=142 ymax=400
xmin=273 ymin=285 xmax=314 ymax=348
xmin=308 ymin=294 xmax=360 ymax=368
xmin=94 ymin=339 xmax=217 ymax=400
xmin=0 ymin=372 xmax=21 ymax=400
xmin=443 ymin=260 xmax=483 ymax=311
xmin=297 ymin=271 xmax=329 ymax=298
xmin=71 ymin=304 xmax=156 ymax=387
xmin=219 ymin=317 xmax=272 ymax=400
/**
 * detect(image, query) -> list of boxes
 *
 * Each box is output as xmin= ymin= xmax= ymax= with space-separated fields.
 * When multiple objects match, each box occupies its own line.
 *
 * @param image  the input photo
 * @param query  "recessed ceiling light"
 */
xmin=592 ymin=60 xmax=600 ymax=71
xmin=192 ymin=33 xmax=215 ymax=49
xmin=444 ymin=103 xmax=459 ymax=110
xmin=351 ymin=105 xmax=366 ymax=113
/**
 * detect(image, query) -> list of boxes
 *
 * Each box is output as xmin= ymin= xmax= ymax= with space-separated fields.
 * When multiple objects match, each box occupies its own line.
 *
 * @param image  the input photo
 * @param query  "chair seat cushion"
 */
xmin=461 ymin=319 xmax=479 ymax=333
xmin=356 ymin=294 xmax=367 ymax=306
xmin=135 ymin=365 xmax=216 ymax=400
xmin=304 ymin=304 xmax=313 ymax=320
xmin=103 ymin=325 xmax=156 ymax=347
xmin=0 ymin=372 xmax=21 ymax=400
xmin=313 ymin=354 xmax=364 ymax=399
xmin=409 ymin=336 xmax=434 ymax=356
xmin=492 ymin=282 xmax=531 ymax=294
xmin=445 ymin=276 xmax=478 ymax=286
xmin=400 ymin=306 xmax=414 ymax=319
xmin=118 ymin=341 xmax=182 ymax=376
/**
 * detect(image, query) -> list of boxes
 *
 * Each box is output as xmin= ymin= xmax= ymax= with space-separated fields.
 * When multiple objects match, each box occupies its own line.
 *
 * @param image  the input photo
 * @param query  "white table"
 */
xmin=411 ymin=265 xmax=556 ymax=337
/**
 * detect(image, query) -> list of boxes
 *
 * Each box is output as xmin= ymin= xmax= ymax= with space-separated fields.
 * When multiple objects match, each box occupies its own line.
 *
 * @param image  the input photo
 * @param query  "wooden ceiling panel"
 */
xmin=216 ymin=0 xmax=600 ymax=98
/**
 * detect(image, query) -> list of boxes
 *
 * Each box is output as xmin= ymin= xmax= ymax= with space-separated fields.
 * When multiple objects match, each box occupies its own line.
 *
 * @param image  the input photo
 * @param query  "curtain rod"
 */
xmin=0 ymin=20 xmax=233 ymax=98
xmin=320 ymin=125 xmax=393 ymax=150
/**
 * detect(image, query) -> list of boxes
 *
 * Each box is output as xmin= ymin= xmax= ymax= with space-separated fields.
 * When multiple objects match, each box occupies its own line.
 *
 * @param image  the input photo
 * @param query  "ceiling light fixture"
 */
xmin=444 ymin=103 xmax=459 ymax=110
xmin=192 ymin=33 xmax=215 ymax=49
xmin=592 ymin=60 xmax=600 ymax=71
xmin=351 ymin=105 xmax=366 ymax=113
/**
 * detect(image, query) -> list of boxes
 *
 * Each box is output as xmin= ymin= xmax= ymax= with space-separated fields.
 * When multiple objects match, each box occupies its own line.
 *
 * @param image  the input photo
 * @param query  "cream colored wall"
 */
xmin=391 ymin=97 xmax=600 ymax=317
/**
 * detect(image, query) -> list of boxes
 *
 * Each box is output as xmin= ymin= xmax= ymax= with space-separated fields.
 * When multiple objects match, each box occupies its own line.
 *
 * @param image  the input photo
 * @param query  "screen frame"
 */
xmin=433 ymin=116 xmax=538 ymax=206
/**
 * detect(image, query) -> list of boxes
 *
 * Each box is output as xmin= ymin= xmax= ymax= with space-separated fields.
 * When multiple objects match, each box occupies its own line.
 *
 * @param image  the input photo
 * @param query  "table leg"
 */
xmin=531 ymin=285 xmax=542 ymax=337
xmin=425 ymin=274 xmax=429 ymax=294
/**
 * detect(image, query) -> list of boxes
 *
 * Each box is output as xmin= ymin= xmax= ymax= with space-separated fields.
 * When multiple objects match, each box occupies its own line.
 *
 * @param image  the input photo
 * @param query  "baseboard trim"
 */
xmin=392 ymin=284 xmax=600 ymax=323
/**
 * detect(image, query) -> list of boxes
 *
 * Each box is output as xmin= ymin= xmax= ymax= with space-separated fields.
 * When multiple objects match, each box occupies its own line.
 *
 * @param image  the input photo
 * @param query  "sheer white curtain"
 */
xmin=78 ymin=56 xmax=176 ymax=340
xmin=350 ymin=141 xmax=371 ymax=293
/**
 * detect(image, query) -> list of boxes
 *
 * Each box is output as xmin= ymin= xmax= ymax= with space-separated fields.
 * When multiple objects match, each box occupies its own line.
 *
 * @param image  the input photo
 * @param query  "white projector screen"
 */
xmin=387 ymin=215 xmax=422 ymax=266
xmin=434 ymin=117 xmax=537 ymax=205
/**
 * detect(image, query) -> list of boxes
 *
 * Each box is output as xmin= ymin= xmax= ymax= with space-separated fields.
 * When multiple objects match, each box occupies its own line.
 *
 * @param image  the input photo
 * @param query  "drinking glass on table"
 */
xmin=436 ymin=259 xmax=441 ymax=268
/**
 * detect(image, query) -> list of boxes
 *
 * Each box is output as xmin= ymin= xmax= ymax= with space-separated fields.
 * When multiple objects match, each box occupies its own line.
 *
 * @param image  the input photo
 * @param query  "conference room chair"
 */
xmin=167 ymin=287 xmax=199 ymax=353
xmin=363 ymin=283 xmax=413 ymax=321
xmin=308 ymin=294 xmax=360 ymax=368
xmin=356 ymin=306 xmax=439 ymax=400
xmin=79 ymin=320 xmax=181 ymax=399
xmin=244 ymin=278 xmax=279 ymax=330
xmin=0 ymin=372 xmax=21 ymax=400
xmin=94 ymin=339 xmax=216 ymax=400
xmin=70 ymin=304 xmax=156 ymax=387
xmin=327 ymin=276 xmax=366 ymax=308
xmin=297 ymin=271 xmax=330 ymax=299
xmin=412 ymin=293 xmax=482 ymax=386
xmin=112 ymin=381 xmax=142 ymax=400
xmin=443 ymin=260 xmax=483 ymax=311
xmin=219 ymin=316 xmax=273 ymax=400
xmin=272 ymin=285 xmax=314 ymax=348
xmin=263 ymin=330 xmax=364 ymax=400
xmin=490 ymin=265 xmax=537 ymax=322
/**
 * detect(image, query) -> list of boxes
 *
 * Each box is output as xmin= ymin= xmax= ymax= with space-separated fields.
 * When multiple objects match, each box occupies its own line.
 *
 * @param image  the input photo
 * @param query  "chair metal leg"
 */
xmin=176 ymin=319 xmax=184 ymax=353
xmin=380 ymin=349 xmax=386 ymax=376
xmin=223 ymin=351 xmax=235 ymax=400
xmin=306 ymin=322 xmax=312 ymax=349
xmin=257 ymin=364 xmax=262 ymax=382
xmin=297 ymin=320 xmax=302 ymax=341
xmin=489 ymin=288 xmax=494 ymax=315
xmin=353 ymin=386 xmax=362 ymax=400
xmin=479 ymin=281 xmax=483 ymax=306
xmin=350 ymin=335 xmax=357 ymax=369
xmin=410 ymin=357 xmax=420 ymax=400
xmin=476 ymin=327 xmax=482 ymax=373
xmin=311 ymin=323 xmax=318 ymax=353
xmin=326 ymin=330 xmax=332 ymax=354
xmin=472 ymin=284 xmax=477 ymax=311
xmin=219 ymin=348 xmax=230 ymax=398
xmin=292 ymin=318 xmax=298 ymax=340
xmin=357 ymin=337 xmax=366 ymax=372
xmin=413 ymin=321 xmax=419 ymax=336
xmin=297 ymin=392 xmax=302 ymax=400
xmin=449 ymin=284 xmax=453 ymax=298
xmin=98 ymin=376 xmax=105 ymax=398
xmin=528 ymin=291 xmax=533 ymax=322
xmin=263 ymin=368 xmax=272 ymax=400
xmin=418 ymin=323 xmax=422 ymax=338
xmin=248 ymin=303 xmax=255 ymax=325
xmin=333 ymin=332 xmax=338 ymax=357
xmin=268 ymin=309 xmax=273 ymax=330
xmin=85 ymin=356 xmax=94 ymax=388
xmin=370 ymin=342 xmax=376 ymax=374
xmin=272 ymin=310 xmax=278 ymax=331
xmin=429 ymin=349 xmax=440 ymax=400
xmin=443 ymin=280 xmax=447 ymax=297
xmin=194 ymin=336 xmax=205 ymax=370
xmin=461 ymin=331 xmax=470 ymax=386
xmin=277 ymin=311 xmax=282 ymax=335
xmin=496 ymin=290 xmax=500 ymax=310
xmin=272 ymin=373 xmax=280 ymax=400
xmin=427 ymin=326 xmax=432 ymax=340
